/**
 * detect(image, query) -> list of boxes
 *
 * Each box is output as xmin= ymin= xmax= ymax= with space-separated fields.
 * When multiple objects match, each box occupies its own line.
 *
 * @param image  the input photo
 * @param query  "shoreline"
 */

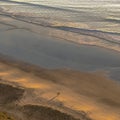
xmin=0 ymin=14 xmax=120 ymax=82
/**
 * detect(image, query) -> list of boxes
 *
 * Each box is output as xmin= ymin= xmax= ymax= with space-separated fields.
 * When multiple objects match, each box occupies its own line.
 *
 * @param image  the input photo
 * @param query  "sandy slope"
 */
xmin=0 ymin=57 xmax=120 ymax=120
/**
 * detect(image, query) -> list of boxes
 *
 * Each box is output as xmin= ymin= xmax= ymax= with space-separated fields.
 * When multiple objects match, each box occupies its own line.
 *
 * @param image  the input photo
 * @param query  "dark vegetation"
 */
xmin=22 ymin=105 xmax=80 ymax=120
xmin=0 ymin=83 xmax=24 ymax=104
xmin=0 ymin=111 xmax=15 ymax=120
xmin=0 ymin=83 xmax=92 ymax=120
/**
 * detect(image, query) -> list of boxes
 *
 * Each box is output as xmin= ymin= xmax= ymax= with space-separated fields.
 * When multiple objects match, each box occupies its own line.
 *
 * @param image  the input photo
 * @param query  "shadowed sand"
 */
xmin=0 ymin=56 xmax=120 ymax=120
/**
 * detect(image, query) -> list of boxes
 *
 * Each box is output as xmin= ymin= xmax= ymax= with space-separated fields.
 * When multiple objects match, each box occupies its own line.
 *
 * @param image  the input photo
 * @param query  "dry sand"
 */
xmin=0 ymin=57 xmax=120 ymax=120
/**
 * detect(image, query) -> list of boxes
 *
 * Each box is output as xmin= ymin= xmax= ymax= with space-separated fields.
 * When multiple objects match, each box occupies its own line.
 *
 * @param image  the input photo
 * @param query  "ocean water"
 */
xmin=0 ymin=0 xmax=120 ymax=51
xmin=0 ymin=0 xmax=120 ymax=81
xmin=0 ymin=28 xmax=120 ymax=80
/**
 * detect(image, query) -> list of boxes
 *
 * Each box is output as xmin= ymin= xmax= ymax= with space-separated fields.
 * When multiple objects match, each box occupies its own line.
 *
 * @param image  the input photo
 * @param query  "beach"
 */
xmin=0 ymin=1 xmax=120 ymax=120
